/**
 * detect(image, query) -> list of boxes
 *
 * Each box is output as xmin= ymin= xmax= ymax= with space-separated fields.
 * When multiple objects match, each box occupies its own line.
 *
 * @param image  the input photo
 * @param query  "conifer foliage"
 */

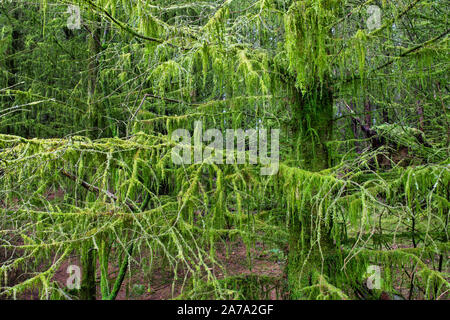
xmin=0 ymin=0 xmax=448 ymax=299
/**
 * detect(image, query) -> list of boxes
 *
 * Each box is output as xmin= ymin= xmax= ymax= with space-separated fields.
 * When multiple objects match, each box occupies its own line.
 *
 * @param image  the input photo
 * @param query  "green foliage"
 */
xmin=0 ymin=0 xmax=448 ymax=300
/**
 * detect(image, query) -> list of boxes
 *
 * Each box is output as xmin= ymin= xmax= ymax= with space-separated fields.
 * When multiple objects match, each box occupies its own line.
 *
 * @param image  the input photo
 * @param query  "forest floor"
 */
xmin=1 ymin=239 xmax=285 ymax=300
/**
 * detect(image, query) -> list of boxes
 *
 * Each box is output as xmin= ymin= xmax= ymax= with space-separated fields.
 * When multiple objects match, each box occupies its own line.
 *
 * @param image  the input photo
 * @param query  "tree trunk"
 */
xmin=79 ymin=15 xmax=103 ymax=300
xmin=288 ymin=88 xmax=338 ymax=299
xmin=87 ymin=15 xmax=103 ymax=137
xmin=4 ymin=8 xmax=23 ymax=135
xmin=80 ymin=242 xmax=97 ymax=300
xmin=365 ymin=99 xmax=372 ymax=128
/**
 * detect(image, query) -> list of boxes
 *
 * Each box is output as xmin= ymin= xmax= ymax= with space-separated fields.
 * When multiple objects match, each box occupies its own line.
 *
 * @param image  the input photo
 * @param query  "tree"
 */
xmin=0 ymin=0 xmax=448 ymax=300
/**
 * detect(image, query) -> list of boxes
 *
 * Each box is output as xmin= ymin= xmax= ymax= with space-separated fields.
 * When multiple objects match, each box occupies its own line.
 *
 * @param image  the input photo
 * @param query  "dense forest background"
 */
xmin=0 ymin=0 xmax=448 ymax=300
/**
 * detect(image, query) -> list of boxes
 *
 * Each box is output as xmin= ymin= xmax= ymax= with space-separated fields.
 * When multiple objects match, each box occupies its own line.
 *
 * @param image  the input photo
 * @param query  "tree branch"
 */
xmin=60 ymin=170 xmax=137 ymax=212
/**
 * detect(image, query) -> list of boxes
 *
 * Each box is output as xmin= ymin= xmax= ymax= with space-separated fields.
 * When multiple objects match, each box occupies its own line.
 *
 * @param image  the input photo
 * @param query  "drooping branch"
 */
xmin=373 ymin=28 xmax=450 ymax=72
xmin=60 ymin=170 xmax=137 ymax=212
xmin=344 ymin=28 xmax=450 ymax=84
xmin=82 ymin=0 xmax=190 ymax=51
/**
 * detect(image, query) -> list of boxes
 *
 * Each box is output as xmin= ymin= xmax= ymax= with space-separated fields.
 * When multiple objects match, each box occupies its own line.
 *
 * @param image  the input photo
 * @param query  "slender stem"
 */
xmin=106 ymin=244 xmax=134 ymax=300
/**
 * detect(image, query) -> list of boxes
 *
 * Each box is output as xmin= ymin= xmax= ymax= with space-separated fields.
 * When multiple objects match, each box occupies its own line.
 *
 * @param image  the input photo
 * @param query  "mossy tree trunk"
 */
xmin=87 ymin=14 xmax=103 ymax=137
xmin=288 ymin=88 xmax=338 ymax=299
xmin=80 ymin=241 xmax=97 ymax=300
xmin=4 ymin=8 xmax=23 ymax=135
xmin=79 ymin=16 xmax=103 ymax=300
